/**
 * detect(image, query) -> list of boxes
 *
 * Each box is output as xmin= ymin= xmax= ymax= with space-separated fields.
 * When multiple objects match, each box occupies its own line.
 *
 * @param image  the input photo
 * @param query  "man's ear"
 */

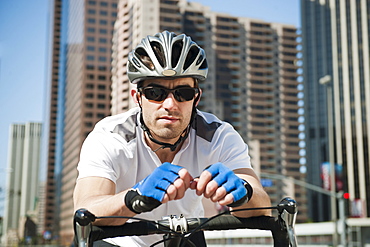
xmin=131 ymin=89 xmax=140 ymax=104
xmin=195 ymin=88 xmax=202 ymax=107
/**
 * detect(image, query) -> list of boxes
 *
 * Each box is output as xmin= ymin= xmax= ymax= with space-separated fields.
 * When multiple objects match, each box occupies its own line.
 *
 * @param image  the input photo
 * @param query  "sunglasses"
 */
xmin=138 ymin=86 xmax=199 ymax=102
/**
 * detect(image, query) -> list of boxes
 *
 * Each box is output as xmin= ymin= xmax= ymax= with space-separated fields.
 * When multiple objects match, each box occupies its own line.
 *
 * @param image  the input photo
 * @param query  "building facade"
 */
xmin=41 ymin=0 xmax=63 ymax=238
xmin=2 ymin=123 xmax=42 ymax=245
xmin=301 ymin=0 xmax=370 ymax=221
xmin=112 ymin=0 xmax=306 ymax=221
xmin=45 ymin=0 xmax=118 ymax=244
xmin=47 ymin=0 xmax=304 ymax=244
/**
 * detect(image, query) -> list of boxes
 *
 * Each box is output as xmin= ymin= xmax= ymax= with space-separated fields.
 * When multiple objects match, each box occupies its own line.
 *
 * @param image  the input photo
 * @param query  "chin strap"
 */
xmin=140 ymin=115 xmax=190 ymax=152
xmin=138 ymin=88 xmax=199 ymax=152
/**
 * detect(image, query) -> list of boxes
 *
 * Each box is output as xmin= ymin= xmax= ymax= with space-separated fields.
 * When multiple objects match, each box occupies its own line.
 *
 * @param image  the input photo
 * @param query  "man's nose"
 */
xmin=162 ymin=92 xmax=177 ymax=108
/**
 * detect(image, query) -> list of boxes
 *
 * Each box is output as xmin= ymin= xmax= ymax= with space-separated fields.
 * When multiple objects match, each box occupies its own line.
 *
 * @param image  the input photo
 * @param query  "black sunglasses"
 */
xmin=138 ymin=86 xmax=199 ymax=102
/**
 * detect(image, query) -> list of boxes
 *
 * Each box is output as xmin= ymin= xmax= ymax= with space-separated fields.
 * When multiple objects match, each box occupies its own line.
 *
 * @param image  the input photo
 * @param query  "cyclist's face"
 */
xmin=134 ymin=77 xmax=200 ymax=144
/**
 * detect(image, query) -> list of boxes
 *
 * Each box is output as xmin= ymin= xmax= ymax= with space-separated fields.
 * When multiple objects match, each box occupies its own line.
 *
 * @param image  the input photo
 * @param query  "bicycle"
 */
xmin=74 ymin=197 xmax=298 ymax=247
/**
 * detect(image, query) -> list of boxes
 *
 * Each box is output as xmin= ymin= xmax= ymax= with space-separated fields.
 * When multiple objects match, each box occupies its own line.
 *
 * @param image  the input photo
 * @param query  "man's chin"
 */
xmin=152 ymin=128 xmax=183 ymax=141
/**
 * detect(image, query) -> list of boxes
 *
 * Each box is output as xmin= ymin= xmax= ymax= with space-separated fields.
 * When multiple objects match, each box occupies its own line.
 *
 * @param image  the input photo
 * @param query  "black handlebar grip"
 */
xmin=190 ymin=215 xmax=289 ymax=247
xmin=90 ymin=221 xmax=163 ymax=242
xmin=87 ymin=215 xmax=291 ymax=246
xmin=74 ymin=209 xmax=97 ymax=226
xmin=277 ymin=197 xmax=297 ymax=214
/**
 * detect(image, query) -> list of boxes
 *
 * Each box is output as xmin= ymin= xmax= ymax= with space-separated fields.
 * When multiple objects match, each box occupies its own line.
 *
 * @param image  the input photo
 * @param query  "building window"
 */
xmin=87 ymin=18 xmax=96 ymax=24
xmin=87 ymin=37 xmax=95 ymax=42
xmin=100 ymin=20 xmax=108 ymax=25
xmin=99 ymin=47 xmax=107 ymax=52
xmin=98 ymin=84 xmax=106 ymax=90
xmin=98 ymin=75 xmax=107 ymax=80
xmin=87 ymin=27 xmax=95 ymax=33
xmin=87 ymin=55 xmax=94 ymax=61
xmin=97 ymin=113 xmax=106 ymax=118
xmin=99 ymin=38 xmax=108 ymax=43
xmin=87 ymin=9 xmax=96 ymax=15
xmin=87 ymin=46 xmax=95 ymax=51
xmin=98 ymin=56 xmax=107 ymax=62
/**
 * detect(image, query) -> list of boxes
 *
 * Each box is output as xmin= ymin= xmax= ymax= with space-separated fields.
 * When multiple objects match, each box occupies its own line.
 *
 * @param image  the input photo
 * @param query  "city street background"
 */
xmin=0 ymin=0 xmax=300 ymax=216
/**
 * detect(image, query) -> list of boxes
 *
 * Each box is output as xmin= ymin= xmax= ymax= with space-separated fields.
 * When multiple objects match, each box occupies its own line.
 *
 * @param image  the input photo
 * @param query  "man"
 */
xmin=73 ymin=31 xmax=271 ymax=246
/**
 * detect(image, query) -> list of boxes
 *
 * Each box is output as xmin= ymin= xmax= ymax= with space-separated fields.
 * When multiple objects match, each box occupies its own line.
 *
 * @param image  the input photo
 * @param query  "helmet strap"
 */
xmin=138 ymin=91 xmax=199 ymax=152
xmin=140 ymin=114 xmax=190 ymax=152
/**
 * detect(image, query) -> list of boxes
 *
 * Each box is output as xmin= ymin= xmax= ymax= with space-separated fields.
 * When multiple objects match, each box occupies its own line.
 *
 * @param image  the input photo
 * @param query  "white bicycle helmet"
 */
xmin=127 ymin=31 xmax=208 ymax=84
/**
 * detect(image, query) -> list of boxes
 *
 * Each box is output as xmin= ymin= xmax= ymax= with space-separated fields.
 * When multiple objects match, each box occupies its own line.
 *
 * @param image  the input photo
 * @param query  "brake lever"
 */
xmin=74 ymin=209 xmax=96 ymax=247
xmin=277 ymin=197 xmax=298 ymax=247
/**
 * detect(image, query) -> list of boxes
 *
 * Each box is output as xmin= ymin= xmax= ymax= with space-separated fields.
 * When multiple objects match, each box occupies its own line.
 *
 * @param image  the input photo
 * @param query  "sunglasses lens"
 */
xmin=174 ymin=88 xmax=197 ymax=102
xmin=141 ymin=87 xmax=198 ymax=102
xmin=143 ymin=88 xmax=167 ymax=101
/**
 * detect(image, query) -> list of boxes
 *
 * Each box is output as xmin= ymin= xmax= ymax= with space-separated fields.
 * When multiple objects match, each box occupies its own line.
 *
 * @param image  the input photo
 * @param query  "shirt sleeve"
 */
xmin=77 ymin=129 xmax=123 ymax=183
xmin=215 ymin=122 xmax=252 ymax=171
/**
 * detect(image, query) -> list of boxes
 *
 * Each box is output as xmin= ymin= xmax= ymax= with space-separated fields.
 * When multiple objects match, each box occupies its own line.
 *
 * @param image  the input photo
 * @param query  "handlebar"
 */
xmin=74 ymin=197 xmax=298 ymax=247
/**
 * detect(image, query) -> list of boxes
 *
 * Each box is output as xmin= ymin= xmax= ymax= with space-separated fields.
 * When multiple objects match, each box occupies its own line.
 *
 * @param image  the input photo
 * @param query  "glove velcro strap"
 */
xmin=124 ymin=190 xmax=161 ymax=214
xmin=227 ymin=179 xmax=253 ymax=208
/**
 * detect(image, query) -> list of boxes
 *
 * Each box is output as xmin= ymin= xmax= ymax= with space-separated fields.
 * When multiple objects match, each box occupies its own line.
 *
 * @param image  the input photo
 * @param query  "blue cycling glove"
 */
xmin=125 ymin=162 xmax=183 ymax=214
xmin=204 ymin=163 xmax=253 ymax=207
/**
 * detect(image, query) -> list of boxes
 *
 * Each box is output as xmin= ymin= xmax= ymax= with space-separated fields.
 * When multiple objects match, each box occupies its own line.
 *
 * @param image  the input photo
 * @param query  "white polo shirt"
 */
xmin=77 ymin=107 xmax=251 ymax=246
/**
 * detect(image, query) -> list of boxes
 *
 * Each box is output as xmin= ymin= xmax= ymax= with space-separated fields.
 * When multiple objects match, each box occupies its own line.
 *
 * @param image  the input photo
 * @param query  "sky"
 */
xmin=0 ymin=0 xmax=300 ymax=215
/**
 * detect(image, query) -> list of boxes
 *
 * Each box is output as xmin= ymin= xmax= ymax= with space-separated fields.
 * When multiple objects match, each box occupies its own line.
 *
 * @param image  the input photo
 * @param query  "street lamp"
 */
xmin=319 ymin=75 xmax=338 ymax=246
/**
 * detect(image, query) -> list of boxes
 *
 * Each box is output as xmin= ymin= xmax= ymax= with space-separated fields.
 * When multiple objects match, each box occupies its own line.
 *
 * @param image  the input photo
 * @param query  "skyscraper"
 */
xmin=2 ymin=122 xmax=42 ymax=245
xmin=112 ymin=0 xmax=305 ymax=221
xmin=301 ymin=0 xmax=370 ymax=221
xmin=44 ymin=0 xmax=118 ymax=244
xmin=41 ymin=0 xmax=63 ymax=238
xmin=47 ymin=0 xmax=304 ymax=244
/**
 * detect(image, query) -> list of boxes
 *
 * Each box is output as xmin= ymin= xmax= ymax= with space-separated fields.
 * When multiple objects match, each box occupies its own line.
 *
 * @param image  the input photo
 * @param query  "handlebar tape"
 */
xmin=89 ymin=215 xmax=289 ymax=246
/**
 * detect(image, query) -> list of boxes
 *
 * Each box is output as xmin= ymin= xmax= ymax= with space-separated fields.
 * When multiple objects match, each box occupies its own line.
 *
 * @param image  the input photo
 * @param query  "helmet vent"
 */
xmin=171 ymin=40 xmax=183 ymax=68
xmin=150 ymin=41 xmax=166 ymax=68
xmin=135 ymin=47 xmax=154 ymax=70
xmin=199 ymin=59 xmax=208 ymax=70
xmin=128 ymin=62 xmax=139 ymax=72
xmin=183 ymin=46 xmax=199 ymax=71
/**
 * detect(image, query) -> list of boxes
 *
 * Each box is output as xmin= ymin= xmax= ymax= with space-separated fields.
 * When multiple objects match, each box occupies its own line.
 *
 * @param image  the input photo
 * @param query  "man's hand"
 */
xmin=191 ymin=163 xmax=251 ymax=207
xmin=125 ymin=162 xmax=193 ymax=214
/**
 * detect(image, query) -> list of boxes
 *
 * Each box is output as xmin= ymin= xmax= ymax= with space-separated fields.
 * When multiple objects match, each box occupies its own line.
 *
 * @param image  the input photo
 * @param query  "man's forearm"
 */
xmin=231 ymin=186 xmax=271 ymax=217
xmin=73 ymin=179 xmax=136 ymax=226
xmin=232 ymin=170 xmax=272 ymax=218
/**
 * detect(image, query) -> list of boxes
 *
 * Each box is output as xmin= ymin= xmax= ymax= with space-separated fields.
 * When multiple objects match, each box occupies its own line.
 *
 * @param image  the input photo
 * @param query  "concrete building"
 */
xmin=112 ymin=0 xmax=305 ymax=221
xmin=63 ymin=0 xmax=118 ymax=244
xmin=44 ymin=0 xmax=118 ymax=244
xmin=301 ymin=0 xmax=370 ymax=224
xmin=41 ymin=0 xmax=63 ymax=238
xmin=2 ymin=122 xmax=42 ymax=245
xmin=47 ymin=0 xmax=304 ymax=244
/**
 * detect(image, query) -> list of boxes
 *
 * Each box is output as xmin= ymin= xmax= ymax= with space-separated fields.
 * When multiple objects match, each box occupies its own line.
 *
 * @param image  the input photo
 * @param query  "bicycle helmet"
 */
xmin=127 ymin=31 xmax=208 ymax=84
